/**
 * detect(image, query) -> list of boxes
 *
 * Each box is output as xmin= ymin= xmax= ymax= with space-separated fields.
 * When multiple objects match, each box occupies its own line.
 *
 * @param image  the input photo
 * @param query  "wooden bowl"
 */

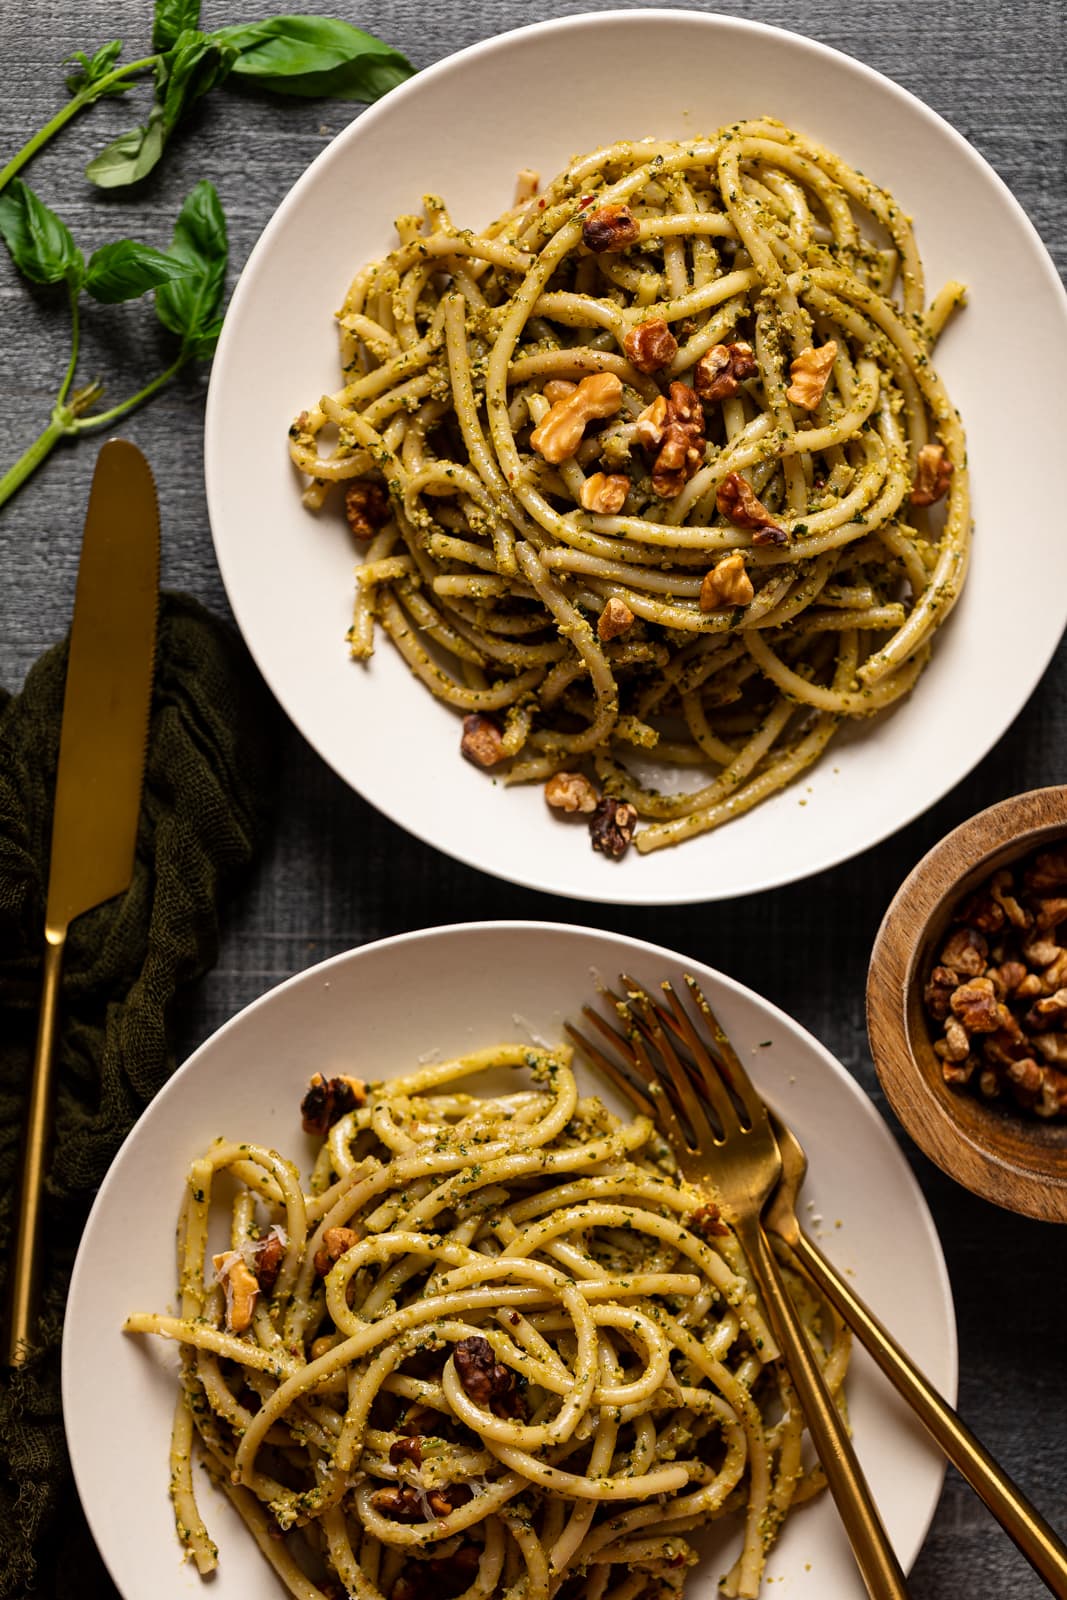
xmin=867 ymin=786 xmax=1067 ymax=1223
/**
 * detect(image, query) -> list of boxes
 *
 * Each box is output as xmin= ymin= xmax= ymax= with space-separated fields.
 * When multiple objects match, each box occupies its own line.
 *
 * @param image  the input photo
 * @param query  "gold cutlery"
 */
xmin=765 ymin=1111 xmax=1067 ymax=1597
xmin=570 ymin=974 xmax=910 ymax=1600
xmin=4 ymin=439 xmax=159 ymax=1367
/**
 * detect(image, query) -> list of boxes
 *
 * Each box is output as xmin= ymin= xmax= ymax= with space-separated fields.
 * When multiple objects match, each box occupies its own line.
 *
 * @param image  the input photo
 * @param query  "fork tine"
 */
xmin=564 ymin=1014 xmax=653 ymax=1118
xmin=654 ymin=978 xmax=745 ymax=1135
xmin=682 ymin=974 xmax=772 ymax=1134
xmin=618 ymin=975 xmax=726 ymax=1150
xmin=574 ymin=993 xmax=692 ymax=1154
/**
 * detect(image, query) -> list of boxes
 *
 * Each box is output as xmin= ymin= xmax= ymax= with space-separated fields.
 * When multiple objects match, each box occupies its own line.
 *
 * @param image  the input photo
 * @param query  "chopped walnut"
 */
xmin=687 ymin=1202 xmax=729 ymax=1239
xmin=924 ymin=965 xmax=959 ymax=1022
xmin=715 ymin=472 xmax=787 ymax=546
xmin=213 ymin=1254 xmax=259 ymax=1334
xmin=544 ymin=772 xmax=599 ymax=814
xmin=580 ymin=471 xmax=630 ymax=515
xmin=924 ymin=842 xmax=1067 ymax=1117
xmin=694 ymin=341 xmax=758 ymax=404
xmin=597 ymin=596 xmax=636 ymax=640
xmin=651 ymin=382 xmax=705 ymax=500
xmin=313 ymin=1225 xmax=360 ymax=1277
xmin=589 ymin=796 xmax=639 ymax=860
xmin=699 ymin=553 xmax=754 ymax=612
xmin=249 ymin=1230 xmax=286 ymax=1293
xmin=301 ymin=1073 xmax=367 ymax=1136
xmin=633 ymin=395 xmax=669 ymax=449
xmin=582 ymin=203 xmax=640 ymax=253
xmin=949 ymin=977 xmax=1000 ymax=1034
xmin=370 ymin=1486 xmax=429 ymax=1523
xmin=624 ymin=317 xmax=678 ymax=374
xmin=344 ymin=478 xmax=391 ymax=540
xmin=452 ymin=1335 xmax=526 ymax=1417
xmin=910 ymin=442 xmax=953 ymax=506
xmin=427 ymin=1486 xmax=473 ymax=1518
xmin=513 ymin=167 xmax=539 ymax=205
xmin=938 ymin=927 xmax=988 ymax=977
xmin=389 ymin=1435 xmax=424 ymax=1467
xmin=460 ymin=713 xmax=506 ymax=768
xmin=785 ymin=341 xmax=838 ymax=410
xmin=530 ymin=373 xmax=624 ymax=464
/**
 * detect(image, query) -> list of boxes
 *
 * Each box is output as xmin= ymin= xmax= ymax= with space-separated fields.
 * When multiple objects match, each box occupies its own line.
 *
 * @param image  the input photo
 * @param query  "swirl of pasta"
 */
xmin=290 ymin=121 xmax=969 ymax=857
xmin=127 ymin=1043 xmax=850 ymax=1600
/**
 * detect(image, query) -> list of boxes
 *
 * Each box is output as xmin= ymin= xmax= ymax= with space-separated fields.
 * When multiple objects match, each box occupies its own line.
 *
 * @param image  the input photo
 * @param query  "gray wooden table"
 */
xmin=3 ymin=1 xmax=1066 ymax=1595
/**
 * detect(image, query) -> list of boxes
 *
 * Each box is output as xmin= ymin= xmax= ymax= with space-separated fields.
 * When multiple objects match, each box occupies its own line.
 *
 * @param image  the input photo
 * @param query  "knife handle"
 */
xmin=5 ymin=928 xmax=66 ymax=1367
xmin=789 ymin=1226 xmax=1067 ymax=1599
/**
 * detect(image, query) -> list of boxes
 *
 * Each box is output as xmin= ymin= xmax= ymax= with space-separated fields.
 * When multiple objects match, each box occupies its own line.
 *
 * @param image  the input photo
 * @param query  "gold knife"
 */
xmin=5 ymin=439 xmax=159 ymax=1367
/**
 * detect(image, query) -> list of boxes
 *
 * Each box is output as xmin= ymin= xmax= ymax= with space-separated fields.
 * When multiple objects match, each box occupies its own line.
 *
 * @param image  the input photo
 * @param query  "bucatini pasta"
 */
xmin=289 ymin=120 xmax=969 ymax=860
xmin=126 ymin=1045 xmax=849 ymax=1599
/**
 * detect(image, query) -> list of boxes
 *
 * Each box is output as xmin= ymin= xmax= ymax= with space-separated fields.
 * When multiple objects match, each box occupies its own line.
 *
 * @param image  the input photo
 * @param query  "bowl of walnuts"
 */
xmin=867 ymin=786 xmax=1067 ymax=1222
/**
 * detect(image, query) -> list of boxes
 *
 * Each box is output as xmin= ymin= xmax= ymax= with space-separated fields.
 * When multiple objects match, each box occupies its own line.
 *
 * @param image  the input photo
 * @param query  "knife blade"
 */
xmin=5 ymin=439 xmax=160 ymax=1366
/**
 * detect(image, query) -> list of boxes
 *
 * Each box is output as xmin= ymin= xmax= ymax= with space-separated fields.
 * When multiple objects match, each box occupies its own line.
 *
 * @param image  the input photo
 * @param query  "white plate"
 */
xmin=64 ymin=921 xmax=955 ymax=1598
xmin=205 ymin=9 xmax=1067 ymax=905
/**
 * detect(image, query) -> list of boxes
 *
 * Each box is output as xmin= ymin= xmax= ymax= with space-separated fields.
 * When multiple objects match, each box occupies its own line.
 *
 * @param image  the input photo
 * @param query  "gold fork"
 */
xmin=568 ymin=973 xmax=910 ymax=1600
xmin=766 ymin=1112 xmax=1067 ymax=1598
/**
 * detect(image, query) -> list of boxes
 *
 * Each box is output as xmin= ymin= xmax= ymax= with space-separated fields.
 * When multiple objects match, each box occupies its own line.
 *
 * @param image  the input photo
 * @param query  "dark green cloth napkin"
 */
xmin=0 ymin=592 xmax=276 ymax=1599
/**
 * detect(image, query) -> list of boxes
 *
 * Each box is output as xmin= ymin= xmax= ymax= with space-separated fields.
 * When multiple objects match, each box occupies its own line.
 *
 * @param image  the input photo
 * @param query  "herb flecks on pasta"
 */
xmin=126 ymin=1046 xmax=850 ymax=1600
xmin=289 ymin=121 xmax=969 ymax=857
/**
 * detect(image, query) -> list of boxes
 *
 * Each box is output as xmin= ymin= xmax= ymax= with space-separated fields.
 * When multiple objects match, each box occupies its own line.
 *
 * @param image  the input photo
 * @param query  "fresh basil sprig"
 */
xmin=0 ymin=178 xmax=227 ymax=509
xmin=0 ymin=4 xmax=414 ymax=195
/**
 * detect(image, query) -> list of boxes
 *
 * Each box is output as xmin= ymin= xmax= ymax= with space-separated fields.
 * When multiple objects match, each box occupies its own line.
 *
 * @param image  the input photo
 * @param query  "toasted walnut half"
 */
xmin=694 ymin=341 xmax=758 ymax=404
xmin=313 ymin=1225 xmax=361 ymax=1277
xmin=785 ymin=341 xmax=838 ymax=409
xmin=716 ymin=472 xmax=787 ymax=547
xmin=700 ymin=553 xmax=754 ymax=612
xmin=910 ymin=442 xmax=953 ymax=506
xmin=301 ymin=1073 xmax=367 ymax=1136
xmin=460 ymin=713 xmax=506 ymax=768
xmin=580 ymin=472 xmax=630 ymax=514
xmin=590 ymin=797 xmax=638 ymax=859
xmin=633 ymin=394 xmax=669 ymax=449
xmin=530 ymin=373 xmax=624 ymax=464
xmin=582 ymin=203 xmax=640 ymax=253
xmin=650 ymin=383 xmax=705 ymax=500
xmin=545 ymin=772 xmax=599 ymax=814
xmin=624 ymin=317 xmax=678 ymax=374
xmin=597 ymin=596 xmax=635 ymax=641
xmin=345 ymin=479 xmax=391 ymax=540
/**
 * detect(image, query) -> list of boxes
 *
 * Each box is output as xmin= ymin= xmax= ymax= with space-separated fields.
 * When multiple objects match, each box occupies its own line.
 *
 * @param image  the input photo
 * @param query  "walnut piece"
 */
xmin=589 ymin=796 xmax=639 ymax=859
xmin=785 ymin=341 xmax=838 ymax=410
xmin=651 ymin=382 xmax=705 ymax=500
xmin=542 ymin=378 xmax=577 ymax=406
xmin=1025 ymin=849 xmax=1067 ymax=893
xmin=580 ymin=471 xmax=630 ymax=514
xmin=938 ymin=927 xmax=988 ymax=978
xmin=582 ymin=203 xmax=640 ymax=253
xmin=249 ymin=1230 xmax=285 ymax=1293
xmin=212 ymin=1255 xmax=259 ymax=1334
xmin=715 ymin=472 xmax=787 ymax=546
xmin=694 ymin=341 xmax=758 ymax=404
xmin=460 ymin=713 xmax=506 ymax=768
xmin=530 ymin=373 xmax=624 ymax=464
xmin=700 ymin=553 xmax=754 ymax=612
xmin=344 ymin=478 xmax=391 ymax=540
xmin=370 ymin=1486 xmax=428 ymax=1523
xmin=633 ymin=394 xmax=669 ymax=449
xmin=910 ymin=442 xmax=953 ymax=506
xmin=313 ymin=1225 xmax=361 ymax=1277
xmin=453 ymin=1335 xmax=526 ymax=1417
xmin=597 ymin=596 xmax=636 ymax=641
xmin=624 ymin=317 xmax=678 ymax=374
xmin=388 ymin=1435 xmax=424 ymax=1468
xmin=687 ymin=1202 xmax=729 ymax=1239
xmin=544 ymin=772 xmax=599 ymax=814
xmin=301 ymin=1073 xmax=367 ymax=1136
xmin=949 ymin=977 xmax=1001 ymax=1034
xmin=923 ymin=965 xmax=959 ymax=1022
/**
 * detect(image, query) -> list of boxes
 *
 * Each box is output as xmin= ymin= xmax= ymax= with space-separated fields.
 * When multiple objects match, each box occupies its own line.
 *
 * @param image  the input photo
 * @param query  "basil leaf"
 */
xmin=0 ymin=180 xmax=84 ymax=288
xmin=86 ymin=34 xmax=234 ymax=188
xmin=85 ymin=240 xmax=192 ymax=303
xmin=155 ymin=180 xmax=228 ymax=349
xmin=152 ymin=0 xmax=202 ymax=52
xmin=213 ymin=15 xmax=413 ymax=100
xmin=65 ymin=39 xmax=126 ymax=97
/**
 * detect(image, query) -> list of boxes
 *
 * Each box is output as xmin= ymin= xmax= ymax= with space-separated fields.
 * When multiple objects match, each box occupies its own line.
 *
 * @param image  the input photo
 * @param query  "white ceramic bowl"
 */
xmin=205 ymin=11 xmax=1067 ymax=903
xmin=64 ymin=921 xmax=955 ymax=1598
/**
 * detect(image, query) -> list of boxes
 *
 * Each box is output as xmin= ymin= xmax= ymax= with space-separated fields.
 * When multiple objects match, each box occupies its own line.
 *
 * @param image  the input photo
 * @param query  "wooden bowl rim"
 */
xmin=867 ymin=785 xmax=1067 ymax=1224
